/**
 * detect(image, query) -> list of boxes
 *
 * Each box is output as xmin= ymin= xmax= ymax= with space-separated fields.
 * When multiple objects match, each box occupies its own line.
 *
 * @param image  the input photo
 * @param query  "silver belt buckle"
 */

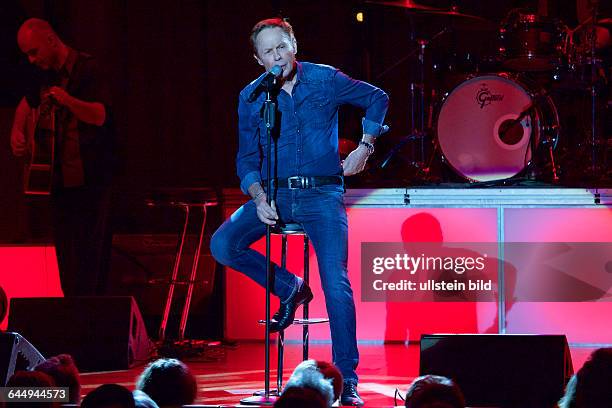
xmin=288 ymin=176 xmax=306 ymax=189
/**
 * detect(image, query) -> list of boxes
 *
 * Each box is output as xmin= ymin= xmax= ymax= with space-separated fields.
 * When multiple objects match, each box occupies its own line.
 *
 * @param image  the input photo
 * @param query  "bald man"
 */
xmin=10 ymin=18 xmax=117 ymax=296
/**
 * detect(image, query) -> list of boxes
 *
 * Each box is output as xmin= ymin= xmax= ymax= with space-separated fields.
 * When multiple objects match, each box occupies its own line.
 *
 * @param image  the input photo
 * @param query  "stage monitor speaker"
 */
xmin=420 ymin=334 xmax=573 ymax=408
xmin=0 ymin=332 xmax=45 ymax=385
xmin=8 ymin=296 xmax=153 ymax=372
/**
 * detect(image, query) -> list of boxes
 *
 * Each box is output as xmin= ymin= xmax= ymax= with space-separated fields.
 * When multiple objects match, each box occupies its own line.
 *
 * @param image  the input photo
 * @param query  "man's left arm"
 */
xmin=48 ymin=57 xmax=111 ymax=127
xmin=46 ymin=86 xmax=105 ymax=126
xmin=333 ymin=70 xmax=389 ymax=175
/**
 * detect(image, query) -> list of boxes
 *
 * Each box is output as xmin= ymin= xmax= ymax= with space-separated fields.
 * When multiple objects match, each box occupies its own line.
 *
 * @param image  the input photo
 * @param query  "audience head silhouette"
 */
xmin=35 ymin=354 xmax=81 ymax=403
xmin=6 ymin=370 xmax=56 ymax=408
xmin=136 ymin=358 xmax=197 ymax=407
xmin=559 ymin=347 xmax=612 ymax=408
xmin=81 ymin=383 xmax=135 ymax=408
xmin=405 ymin=375 xmax=465 ymax=408
xmin=279 ymin=359 xmax=343 ymax=407
xmin=274 ymin=386 xmax=327 ymax=408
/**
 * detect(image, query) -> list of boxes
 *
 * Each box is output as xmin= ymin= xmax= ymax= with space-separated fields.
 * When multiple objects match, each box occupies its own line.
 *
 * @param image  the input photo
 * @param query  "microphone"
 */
xmin=498 ymin=90 xmax=548 ymax=139
xmin=247 ymin=65 xmax=282 ymax=103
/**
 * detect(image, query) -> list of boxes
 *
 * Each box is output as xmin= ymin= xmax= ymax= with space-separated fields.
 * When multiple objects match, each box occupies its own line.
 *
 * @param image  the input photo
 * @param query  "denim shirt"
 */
xmin=236 ymin=61 xmax=389 ymax=194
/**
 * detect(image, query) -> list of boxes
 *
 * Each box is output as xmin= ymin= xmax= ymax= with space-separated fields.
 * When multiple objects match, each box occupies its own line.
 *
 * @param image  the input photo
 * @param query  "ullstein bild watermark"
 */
xmin=361 ymin=242 xmax=612 ymax=302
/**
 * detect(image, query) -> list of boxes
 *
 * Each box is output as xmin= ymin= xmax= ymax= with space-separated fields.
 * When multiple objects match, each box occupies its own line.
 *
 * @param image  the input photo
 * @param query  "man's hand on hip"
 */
xmin=342 ymin=144 xmax=370 ymax=176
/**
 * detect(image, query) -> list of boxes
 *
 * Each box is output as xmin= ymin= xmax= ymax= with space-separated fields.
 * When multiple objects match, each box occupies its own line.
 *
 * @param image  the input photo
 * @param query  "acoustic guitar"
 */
xmin=23 ymin=95 xmax=56 ymax=195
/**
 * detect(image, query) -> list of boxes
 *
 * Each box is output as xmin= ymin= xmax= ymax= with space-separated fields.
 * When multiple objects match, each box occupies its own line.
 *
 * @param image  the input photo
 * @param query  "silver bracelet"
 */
xmin=359 ymin=140 xmax=375 ymax=155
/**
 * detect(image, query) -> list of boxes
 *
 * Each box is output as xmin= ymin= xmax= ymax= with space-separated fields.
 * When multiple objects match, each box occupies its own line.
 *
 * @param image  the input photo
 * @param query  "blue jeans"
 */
xmin=211 ymin=185 xmax=359 ymax=383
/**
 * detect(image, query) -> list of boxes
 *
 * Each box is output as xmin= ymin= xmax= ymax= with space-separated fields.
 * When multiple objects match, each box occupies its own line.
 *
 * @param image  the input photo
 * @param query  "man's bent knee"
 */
xmin=210 ymin=228 xmax=235 ymax=266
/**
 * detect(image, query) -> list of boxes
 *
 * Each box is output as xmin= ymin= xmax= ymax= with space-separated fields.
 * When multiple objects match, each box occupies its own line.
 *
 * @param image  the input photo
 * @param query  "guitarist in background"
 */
xmin=10 ymin=18 xmax=116 ymax=296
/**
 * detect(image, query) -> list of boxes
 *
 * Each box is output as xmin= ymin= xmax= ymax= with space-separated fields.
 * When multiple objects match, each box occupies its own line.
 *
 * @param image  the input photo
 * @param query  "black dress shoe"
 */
xmin=269 ymin=282 xmax=313 ymax=333
xmin=340 ymin=382 xmax=364 ymax=406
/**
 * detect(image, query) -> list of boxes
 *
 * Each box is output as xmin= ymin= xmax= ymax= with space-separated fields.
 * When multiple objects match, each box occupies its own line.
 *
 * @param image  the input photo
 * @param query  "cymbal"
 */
xmin=366 ymin=2 xmax=496 ymax=31
xmin=428 ymin=8 xmax=497 ymax=31
xmin=365 ymin=0 xmax=441 ymax=12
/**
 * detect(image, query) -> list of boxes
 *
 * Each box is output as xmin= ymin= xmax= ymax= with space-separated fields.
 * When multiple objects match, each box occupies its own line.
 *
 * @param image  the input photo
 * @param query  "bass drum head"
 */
xmin=437 ymin=74 xmax=536 ymax=182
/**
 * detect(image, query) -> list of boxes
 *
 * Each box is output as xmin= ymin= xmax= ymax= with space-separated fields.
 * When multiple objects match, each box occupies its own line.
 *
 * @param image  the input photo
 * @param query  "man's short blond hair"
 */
xmin=250 ymin=18 xmax=295 ymax=54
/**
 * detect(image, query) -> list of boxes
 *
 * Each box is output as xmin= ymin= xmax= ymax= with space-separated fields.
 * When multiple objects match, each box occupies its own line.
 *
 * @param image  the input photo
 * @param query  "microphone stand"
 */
xmin=241 ymin=79 xmax=278 ymax=406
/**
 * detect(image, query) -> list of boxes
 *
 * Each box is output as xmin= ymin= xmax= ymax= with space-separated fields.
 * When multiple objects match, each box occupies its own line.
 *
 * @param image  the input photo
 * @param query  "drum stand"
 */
xmin=588 ymin=0 xmax=603 ymax=178
xmin=379 ymin=29 xmax=448 ymax=181
xmin=527 ymin=93 xmax=560 ymax=183
xmin=410 ymin=39 xmax=428 ymax=171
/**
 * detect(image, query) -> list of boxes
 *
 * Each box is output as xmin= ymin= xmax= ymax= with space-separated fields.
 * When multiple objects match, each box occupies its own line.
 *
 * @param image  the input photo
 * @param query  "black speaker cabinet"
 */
xmin=420 ymin=334 xmax=573 ymax=408
xmin=0 ymin=332 xmax=45 ymax=385
xmin=109 ymin=233 xmax=222 ymax=340
xmin=8 ymin=297 xmax=152 ymax=372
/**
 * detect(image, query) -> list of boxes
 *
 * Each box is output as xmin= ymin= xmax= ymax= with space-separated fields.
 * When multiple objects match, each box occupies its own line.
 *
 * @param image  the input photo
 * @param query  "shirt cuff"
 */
xmin=362 ymin=118 xmax=389 ymax=137
xmin=240 ymin=171 xmax=262 ymax=195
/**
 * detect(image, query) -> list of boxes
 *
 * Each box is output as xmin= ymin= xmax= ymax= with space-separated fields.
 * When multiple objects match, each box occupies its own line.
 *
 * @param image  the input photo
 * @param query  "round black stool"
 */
xmin=257 ymin=222 xmax=329 ymax=394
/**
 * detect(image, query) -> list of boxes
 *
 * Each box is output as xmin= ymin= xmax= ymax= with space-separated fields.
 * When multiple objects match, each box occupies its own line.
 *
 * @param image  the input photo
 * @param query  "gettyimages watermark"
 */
xmin=361 ymin=242 xmax=612 ymax=302
xmin=362 ymin=242 xmax=499 ymax=302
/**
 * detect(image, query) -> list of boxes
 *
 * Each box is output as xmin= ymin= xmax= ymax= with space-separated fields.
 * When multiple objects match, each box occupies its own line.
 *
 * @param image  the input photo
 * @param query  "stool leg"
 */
xmin=281 ymin=234 xmax=287 ymax=270
xmin=178 ymin=205 xmax=208 ymax=340
xmin=264 ymin=225 xmax=272 ymax=400
xmin=277 ymin=234 xmax=288 ymax=391
xmin=159 ymin=205 xmax=190 ymax=341
xmin=277 ymin=330 xmax=284 ymax=392
xmin=303 ymin=235 xmax=309 ymax=361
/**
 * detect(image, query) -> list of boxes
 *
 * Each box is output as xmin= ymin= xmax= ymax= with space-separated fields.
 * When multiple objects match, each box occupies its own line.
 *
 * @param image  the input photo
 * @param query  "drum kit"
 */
xmin=367 ymin=0 xmax=611 ymax=185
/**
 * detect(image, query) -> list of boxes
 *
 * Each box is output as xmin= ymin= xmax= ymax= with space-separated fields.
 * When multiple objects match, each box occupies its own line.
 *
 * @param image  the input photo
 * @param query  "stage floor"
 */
xmin=79 ymin=342 xmax=596 ymax=407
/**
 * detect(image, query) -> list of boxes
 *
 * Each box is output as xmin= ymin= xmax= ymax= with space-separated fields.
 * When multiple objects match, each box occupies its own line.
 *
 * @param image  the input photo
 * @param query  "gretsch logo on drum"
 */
xmin=476 ymin=85 xmax=504 ymax=109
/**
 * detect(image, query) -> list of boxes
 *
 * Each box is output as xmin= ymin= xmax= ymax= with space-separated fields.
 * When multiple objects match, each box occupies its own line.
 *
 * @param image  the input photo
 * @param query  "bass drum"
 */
xmin=437 ymin=74 xmax=559 ymax=182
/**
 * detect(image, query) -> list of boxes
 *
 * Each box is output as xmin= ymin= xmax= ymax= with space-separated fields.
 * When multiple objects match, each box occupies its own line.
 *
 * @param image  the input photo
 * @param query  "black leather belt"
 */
xmin=270 ymin=175 xmax=344 ymax=189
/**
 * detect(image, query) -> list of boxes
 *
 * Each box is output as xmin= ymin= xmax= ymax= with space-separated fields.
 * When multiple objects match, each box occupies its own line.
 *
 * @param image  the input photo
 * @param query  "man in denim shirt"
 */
xmin=211 ymin=18 xmax=388 ymax=406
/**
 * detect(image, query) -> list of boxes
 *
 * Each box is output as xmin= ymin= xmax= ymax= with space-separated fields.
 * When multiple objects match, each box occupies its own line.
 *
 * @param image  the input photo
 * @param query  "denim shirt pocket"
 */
xmin=305 ymin=96 xmax=332 ymax=129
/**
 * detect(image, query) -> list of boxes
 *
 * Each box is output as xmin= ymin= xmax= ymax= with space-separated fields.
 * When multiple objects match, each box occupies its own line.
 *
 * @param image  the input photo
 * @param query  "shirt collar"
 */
xmin=293 ymin=61 xmax=303 ymax=85
xmin=59 ymin=47 xmax=78 ymax=78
